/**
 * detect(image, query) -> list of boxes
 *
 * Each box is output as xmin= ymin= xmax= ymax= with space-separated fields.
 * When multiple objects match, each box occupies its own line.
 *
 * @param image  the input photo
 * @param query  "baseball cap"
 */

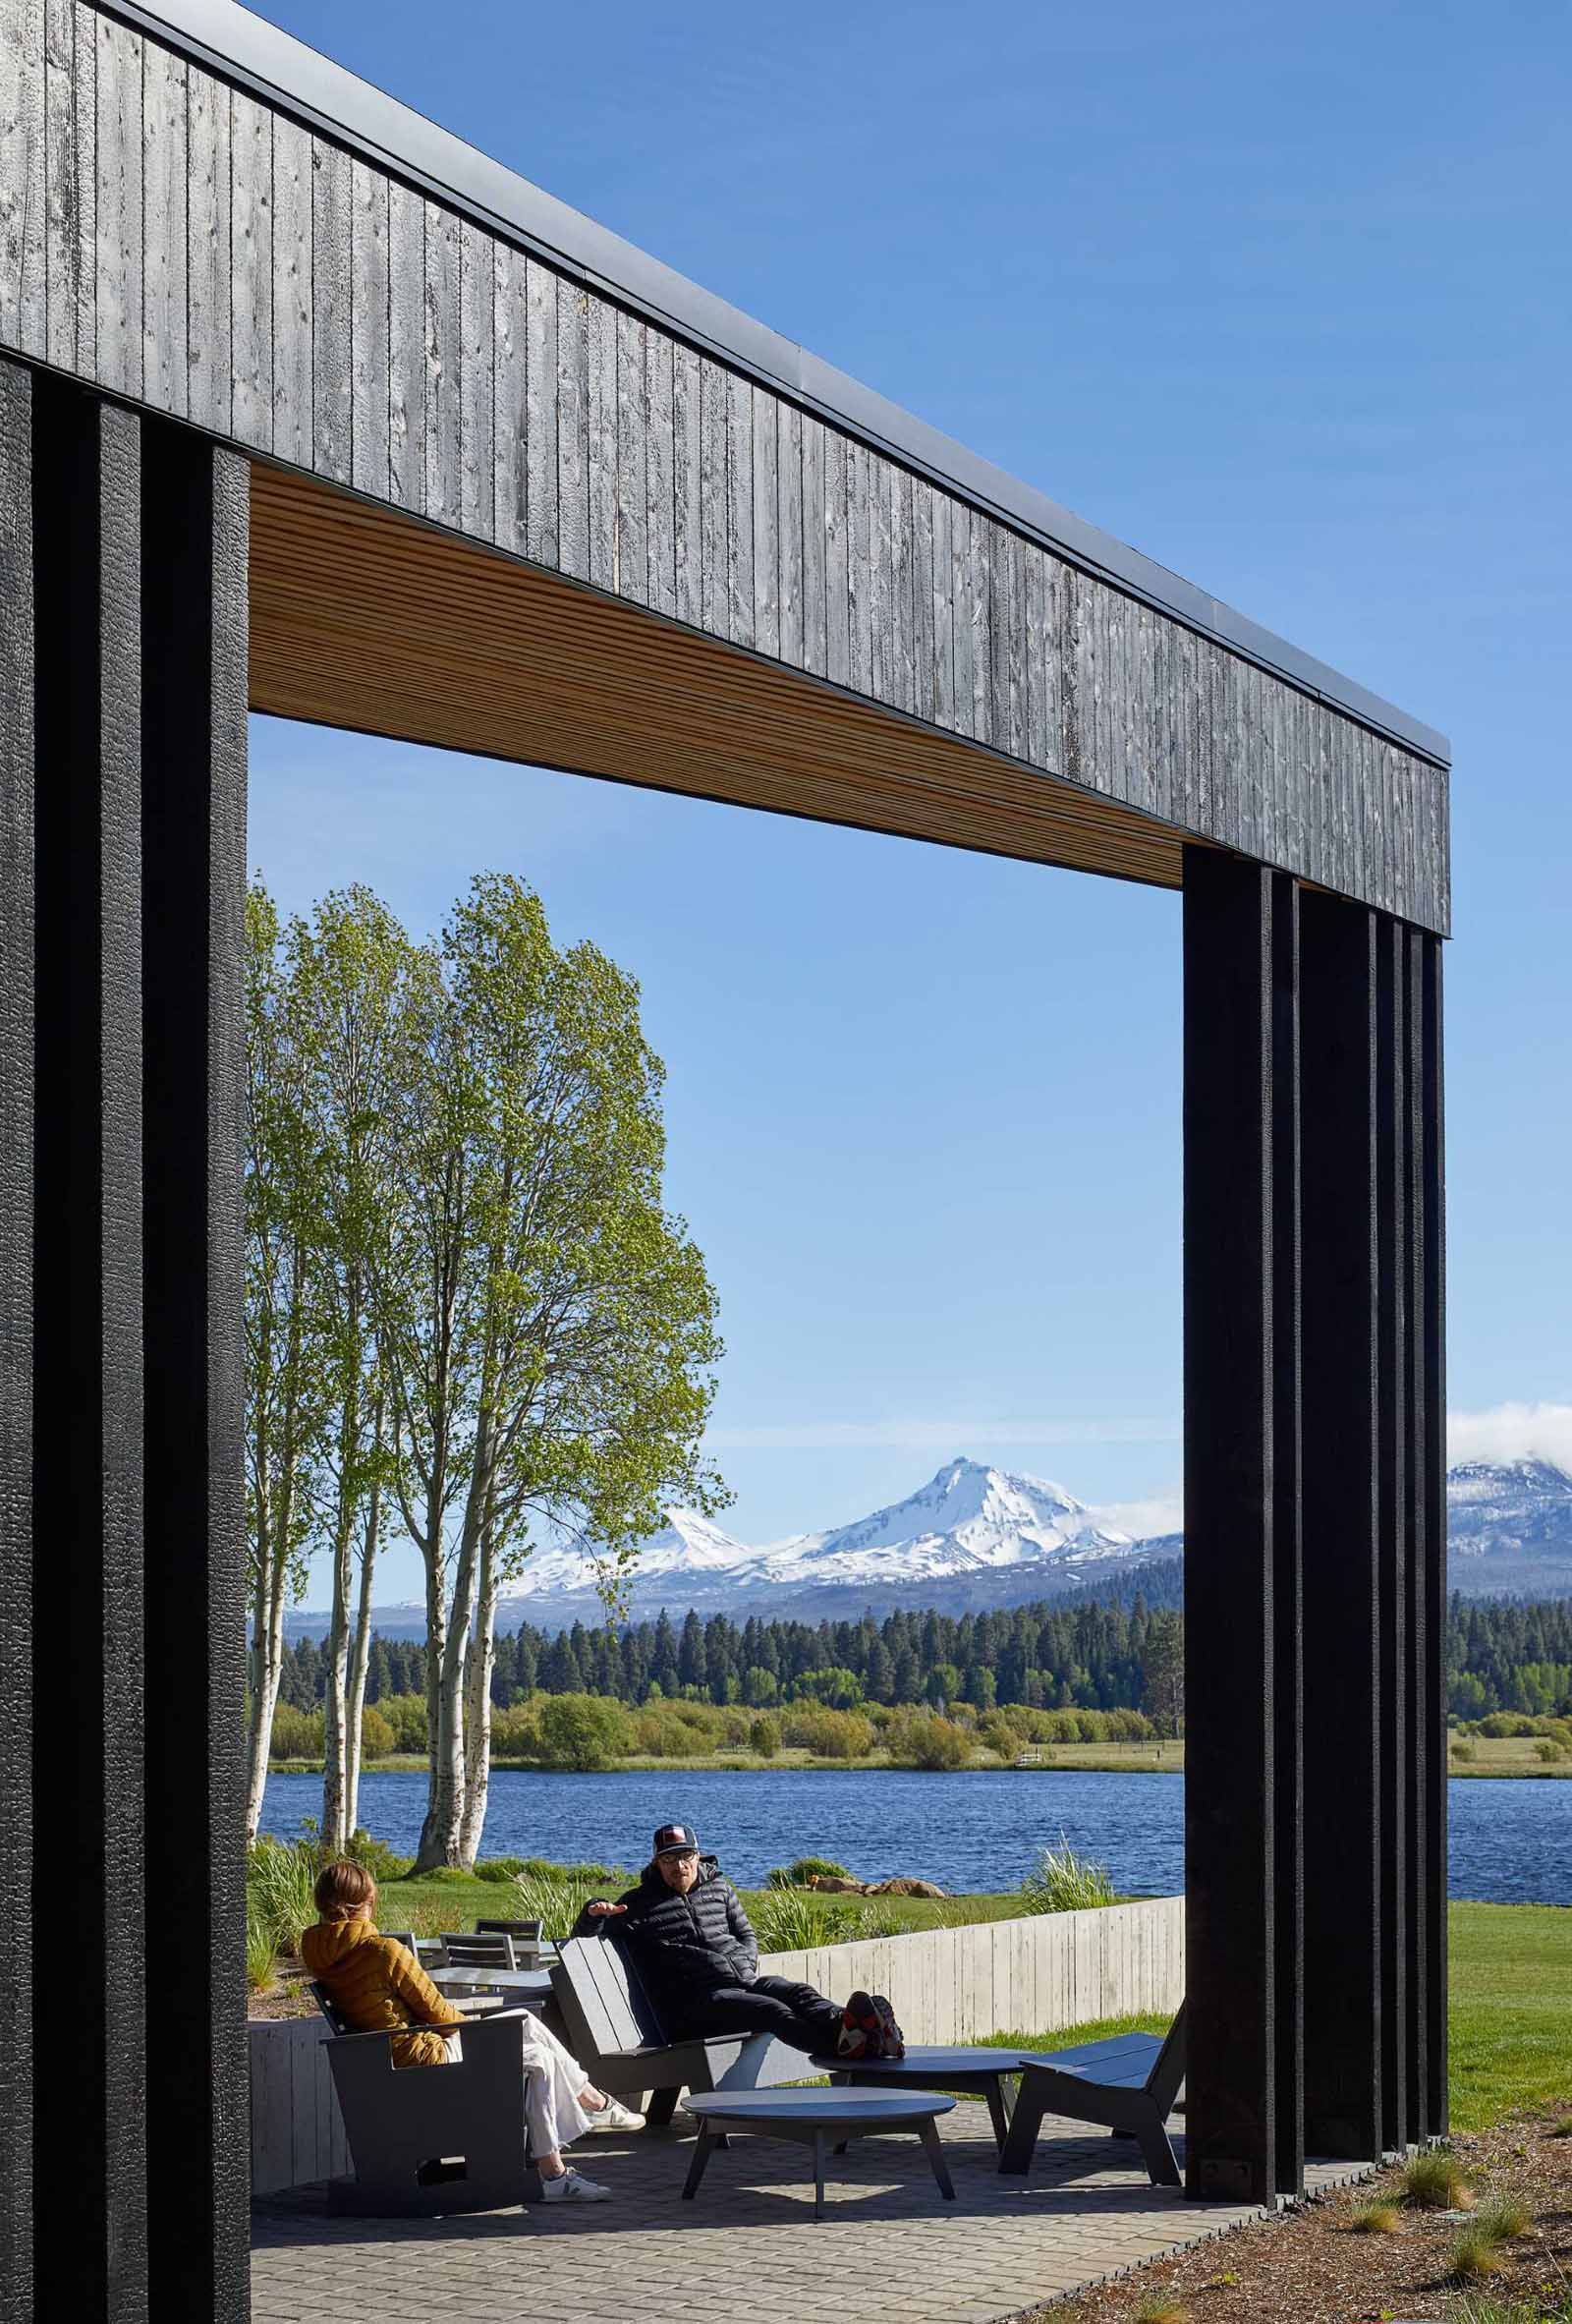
xmin=652 ymin=1822 xmax=700 ymax=1857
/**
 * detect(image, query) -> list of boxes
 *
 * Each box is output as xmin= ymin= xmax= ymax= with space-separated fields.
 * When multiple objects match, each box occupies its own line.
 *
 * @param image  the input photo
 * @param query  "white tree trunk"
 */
xmin=246 ymin=1557 xmax=288 ymax=1843
xmin=457 ymin=1529 xmax=499 ymax=1869
xmin=344 ymin=1454 xmax=382 ymax=1842
xmin=319 ymin=1472 xmax=356 ymax=1855
xmin=415 ymin=1427 xmax=491 ymax=1871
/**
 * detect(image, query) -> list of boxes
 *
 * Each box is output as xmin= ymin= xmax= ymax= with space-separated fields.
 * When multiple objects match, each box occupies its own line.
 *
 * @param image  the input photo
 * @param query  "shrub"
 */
xmin=246 ymin=1835 xmax=319 ymax=1955
xmin=1449 ymin=2225 xmax=1507 ymax=2282
xmin=475 ymin=1859 xmax=518 ymax=1884
xmin=1021 ymin=1840 xmax=1117 ymax=1913
xmin=1403 ymin=2148 xmax=1471 ymax=2209
xmin=490 ymin=1704 xmax=542 ymax=1758
xmin=246 ymin=1913 xmax=278 ymax=1994
xmin=536 ymin=1692 xmax=628 ymax=1771
xmin=1131 ymin=2296 xmax=1190 ymax=2324
xmin=508 ymin=1867 xmax=610 ymax=1940
xmin=1347 ymin=2200 xmax=1402 ymax=2233
xmin=377 ymin=1692 xmax=430 ymax=1752
xmin=1451 ymin=1740 xmax=1478 ymax=1762
xmin=978 ymin=1713 xmax=1023 ymax=1762
xmin=358 ymin=1704 xmax=396 ymax=1760
xmin=752 ymin=1890 xmax=837 ymax=1952
xmin=343 ymin=1828 xmax=409 ymax=1881
xmin=885 ymin=1711 xmax=971 ymax=1771
xmin=1475 ymin=2197 xmax=1532 ymax=2242
xmin=765 ymin=1855 xmax=852 ymax=1888
xmin=749 ymin=1715 xmax=781 ymax=1760
xmin=781 ymin=1708 xmax=873 ymax=1761
xmin=267 ymin=1702 xmax=324 ymax=1761
xmin=1536 ymin=1738 xmax=1565 ymax=1763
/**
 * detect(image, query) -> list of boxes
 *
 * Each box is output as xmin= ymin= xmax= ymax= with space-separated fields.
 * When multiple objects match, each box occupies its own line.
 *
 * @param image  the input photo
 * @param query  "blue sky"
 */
xmin=249 ymin=0 xmax=1572 ymax=1603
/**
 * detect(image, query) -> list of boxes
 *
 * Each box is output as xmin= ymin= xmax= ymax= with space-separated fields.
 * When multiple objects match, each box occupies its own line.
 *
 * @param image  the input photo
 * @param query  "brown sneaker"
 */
xmin=870 ymin=1994 xmax=905 ymax=2060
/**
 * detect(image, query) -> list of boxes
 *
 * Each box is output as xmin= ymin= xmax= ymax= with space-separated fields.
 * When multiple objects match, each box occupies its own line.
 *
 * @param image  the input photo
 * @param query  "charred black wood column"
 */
xmin=0 ymin=358 xmax=37 ymax=2324
xmin=1299 ymin=888 xmax=1384 ymax=2161
xmin=31 ymin=372 xmax=150 ymax=2316
xmin=1418 ymin=934 xmax=1448 ymax=2136
xmin=0 ymin=359 xmax=250 ymax=2322
xmin=1182 ymin=847 xmax=1302 ymax=2204
xmin=1185 ymin=853 xmax=1447 ymax=2196
xmin=140 ymin=420 xmax=252 ymax=2316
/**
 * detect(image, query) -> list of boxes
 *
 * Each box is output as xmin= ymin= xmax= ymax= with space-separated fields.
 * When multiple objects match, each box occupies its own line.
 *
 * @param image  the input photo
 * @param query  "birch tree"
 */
xmin=289 ymin=888 xmax=410 ymax=1854
xmin=244 ymin=883 xmax=329 ymax=1841
xmin=410 ymin=875 xmax=727 ymax=1869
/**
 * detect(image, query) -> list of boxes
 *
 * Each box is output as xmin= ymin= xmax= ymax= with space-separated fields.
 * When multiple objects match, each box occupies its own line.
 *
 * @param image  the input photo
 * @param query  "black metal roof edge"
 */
xmin=109 ymin=0 xmax=1452 ymax=771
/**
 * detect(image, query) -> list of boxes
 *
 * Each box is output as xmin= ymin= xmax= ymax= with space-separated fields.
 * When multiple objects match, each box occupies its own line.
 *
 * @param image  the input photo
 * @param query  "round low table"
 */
xmin=812 ymin=2044 xmax=1039 ymax=2157
xmin=681 ymin=2087 xmax=957 ymax=2220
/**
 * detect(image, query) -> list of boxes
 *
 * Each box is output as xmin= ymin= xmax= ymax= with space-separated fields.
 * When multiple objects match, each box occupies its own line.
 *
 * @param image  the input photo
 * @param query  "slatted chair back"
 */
xmin=439 ymin=1930 xmax=517 ymax=1969
xmin=308 ymin=1978 xmax=352 ymax=2036
xmin=1147 ymin=1999 xmax=1187 ymax=2115
xmin=553 ymin=1932 xmax=666 ymax=2057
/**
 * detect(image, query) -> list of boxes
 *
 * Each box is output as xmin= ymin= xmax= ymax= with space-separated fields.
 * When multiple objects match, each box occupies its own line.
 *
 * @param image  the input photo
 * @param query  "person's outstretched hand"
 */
xmin=586 ymin=1900 xmax=628 ymax=1918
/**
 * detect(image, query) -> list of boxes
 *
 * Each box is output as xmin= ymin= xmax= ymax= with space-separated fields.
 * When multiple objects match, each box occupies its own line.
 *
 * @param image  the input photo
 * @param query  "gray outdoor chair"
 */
xmin=551 ymin=1931 xmax=798 ymax=2127
xmin=306 ymin=1980 xmax=542 ymax=2215
xmin=439 ymin=1929 xmax=519 ymax=1969
xmin=997 ymin=2003 xmax=1188 ymax=2187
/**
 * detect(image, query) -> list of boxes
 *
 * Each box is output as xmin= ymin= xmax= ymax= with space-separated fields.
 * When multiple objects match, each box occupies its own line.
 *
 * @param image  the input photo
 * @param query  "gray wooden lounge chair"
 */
xmin=998 ymin=2004 xmax=1188 ymax=2187
xmin=305 ymin=1980 xmax=542 ymax=2215
xmin=550 ymin=1932 xmax=798 ymax=2128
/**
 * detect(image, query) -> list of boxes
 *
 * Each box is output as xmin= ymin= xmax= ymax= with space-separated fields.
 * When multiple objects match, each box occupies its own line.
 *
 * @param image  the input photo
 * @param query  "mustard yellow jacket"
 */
xmin=299 ymin=1918 xmax=463 ymax=2069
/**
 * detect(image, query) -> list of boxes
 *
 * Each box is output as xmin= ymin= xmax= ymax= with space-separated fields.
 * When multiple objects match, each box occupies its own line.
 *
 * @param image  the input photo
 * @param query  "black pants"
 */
xmin=667 ymin=1975 xmax=844 ymax=2057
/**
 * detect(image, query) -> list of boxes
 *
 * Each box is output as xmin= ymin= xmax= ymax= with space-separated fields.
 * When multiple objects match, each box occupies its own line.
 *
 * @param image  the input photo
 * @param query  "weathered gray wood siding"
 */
xmin=0 ymin=0 xmax=1450 ymax=932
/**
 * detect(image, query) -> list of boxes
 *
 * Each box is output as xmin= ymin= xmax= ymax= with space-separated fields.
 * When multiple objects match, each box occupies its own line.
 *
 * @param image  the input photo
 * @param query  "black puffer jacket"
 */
xmin=575 ymin=1855 xmax=758 ymax=2006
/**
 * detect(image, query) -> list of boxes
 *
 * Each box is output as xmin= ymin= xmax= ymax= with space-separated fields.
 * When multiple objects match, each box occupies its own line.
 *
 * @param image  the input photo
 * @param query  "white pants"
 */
xmin=517 ymin=2011 xmax=595 ymax=2157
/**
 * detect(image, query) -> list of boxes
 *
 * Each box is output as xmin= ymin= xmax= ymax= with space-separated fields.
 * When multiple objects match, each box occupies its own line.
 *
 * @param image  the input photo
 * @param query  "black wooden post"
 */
xmin=1 ymin=359 xmax=250 ymax=2321
xmin=140 ymin=418 xmax=253 ymax=2315
xmin=1298 ymin=887 xmax=1384 ymax=2161
xmin=1181 ymin=847 xmax=1303 ymax=2203
xmin=30 ymin=372 xmax=150 ymax=2316
xmin=0 ymin=355 xmax=37 ymax=2323
xmin=1419 ymin=935 xmax=1448 ymax=2135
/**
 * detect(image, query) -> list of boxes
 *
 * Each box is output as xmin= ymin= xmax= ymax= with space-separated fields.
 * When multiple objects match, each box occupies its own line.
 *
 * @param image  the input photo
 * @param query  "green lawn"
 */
xmin=1448 ymin=1900 xmax=1572 ymax=2130
xmin=317 ymin=1874 xmax=1572 ymax=2135
xmin=376 ymin=1869 xmax=1026 ymax=1937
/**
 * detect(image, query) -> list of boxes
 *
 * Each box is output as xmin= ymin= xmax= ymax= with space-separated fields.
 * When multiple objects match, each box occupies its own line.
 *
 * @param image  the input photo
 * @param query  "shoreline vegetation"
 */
xmin=262 ymin=1725 xmax=1572 ymax=1781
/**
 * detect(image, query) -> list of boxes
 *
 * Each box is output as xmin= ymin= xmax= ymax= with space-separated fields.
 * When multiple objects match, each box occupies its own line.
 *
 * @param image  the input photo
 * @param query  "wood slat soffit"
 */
xmin=0 ymin=0 xmax=1450 ymax=928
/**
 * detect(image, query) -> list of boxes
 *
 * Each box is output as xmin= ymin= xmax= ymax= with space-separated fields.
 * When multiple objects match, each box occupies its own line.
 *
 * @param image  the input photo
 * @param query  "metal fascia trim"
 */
xmin=103 ymin=0 xmax=1452 ymax=770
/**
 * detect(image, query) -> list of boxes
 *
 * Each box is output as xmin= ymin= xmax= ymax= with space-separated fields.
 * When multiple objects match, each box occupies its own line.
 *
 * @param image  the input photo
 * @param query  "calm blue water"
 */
xmin=257 ymin=1769 xmax=1572 ymax=1905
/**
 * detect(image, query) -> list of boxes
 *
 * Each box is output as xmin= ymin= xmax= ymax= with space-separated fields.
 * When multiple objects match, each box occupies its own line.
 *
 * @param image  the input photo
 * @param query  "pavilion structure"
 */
xmin=0 ymin=1 xmax=1449 ymax=2312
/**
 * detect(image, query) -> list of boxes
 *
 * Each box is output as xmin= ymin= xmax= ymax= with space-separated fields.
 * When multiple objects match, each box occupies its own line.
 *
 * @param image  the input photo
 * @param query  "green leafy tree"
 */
xmin=376 ymin=877 xmax=726 ymax=1868
xmin=244 ymin=883 xmax=331 ymax=1840
xmin=287 ymin=886 xmax=411 ymax=1852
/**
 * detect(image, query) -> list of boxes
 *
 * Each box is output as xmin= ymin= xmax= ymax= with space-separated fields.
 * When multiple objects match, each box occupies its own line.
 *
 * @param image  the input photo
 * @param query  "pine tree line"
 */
xmin=272 ymin=1581 xmax=1572 ymax=1725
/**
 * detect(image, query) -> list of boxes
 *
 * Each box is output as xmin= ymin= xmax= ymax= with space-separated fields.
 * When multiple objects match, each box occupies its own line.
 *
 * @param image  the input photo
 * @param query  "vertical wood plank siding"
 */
xmin=1 ymin=2 xmax=1448 ymax=928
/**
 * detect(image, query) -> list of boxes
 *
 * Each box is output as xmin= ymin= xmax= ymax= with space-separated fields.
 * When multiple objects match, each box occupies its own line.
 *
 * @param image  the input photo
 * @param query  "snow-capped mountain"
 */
xmin=496 ymin=1458 xmax=1136 ymax=1612
xmin=1445 ymin=1458 xmax=1572 ymax=1595
xmin=284 ymin=1455 xmax=1572 ymax=1638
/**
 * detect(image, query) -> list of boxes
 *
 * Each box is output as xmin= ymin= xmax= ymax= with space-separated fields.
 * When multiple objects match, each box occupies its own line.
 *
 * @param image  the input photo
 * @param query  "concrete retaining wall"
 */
xmin=250 ymin=1894 xmax=1183 ymax=2195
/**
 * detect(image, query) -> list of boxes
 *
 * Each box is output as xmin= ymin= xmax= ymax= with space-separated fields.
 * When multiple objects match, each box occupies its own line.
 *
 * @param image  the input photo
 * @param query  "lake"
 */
xmin=257 ymin=1768 xmax=1572 ymax=1904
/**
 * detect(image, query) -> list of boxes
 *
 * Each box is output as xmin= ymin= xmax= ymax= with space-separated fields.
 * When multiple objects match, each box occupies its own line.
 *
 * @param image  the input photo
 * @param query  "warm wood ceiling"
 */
xmin=248 ymin=462 xmax=1191 ymax=890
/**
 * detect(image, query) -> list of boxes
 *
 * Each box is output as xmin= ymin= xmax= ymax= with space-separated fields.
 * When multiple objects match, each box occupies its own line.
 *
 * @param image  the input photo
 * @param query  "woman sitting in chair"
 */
xmin=301 ymin=1859 xmax=639 ymax=2203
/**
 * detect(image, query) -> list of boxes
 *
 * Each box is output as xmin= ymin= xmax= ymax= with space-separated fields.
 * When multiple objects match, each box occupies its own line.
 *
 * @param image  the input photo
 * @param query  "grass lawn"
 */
xmin=1448 ymin=1900 xmax=1572 ymax=2129
xmin=377 ymin=1869 xmax=1027 ymax=1936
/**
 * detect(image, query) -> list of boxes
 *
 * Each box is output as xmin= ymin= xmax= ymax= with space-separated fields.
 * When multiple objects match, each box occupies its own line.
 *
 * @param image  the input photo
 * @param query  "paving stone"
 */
xmin=253 ymin=2111 xmax=1343 ymax=2324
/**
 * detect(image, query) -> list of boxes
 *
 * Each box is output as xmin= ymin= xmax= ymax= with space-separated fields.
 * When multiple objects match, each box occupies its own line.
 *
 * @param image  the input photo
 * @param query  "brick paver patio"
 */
xmin=252 ymin=2104 xmax=1364 ymax=2324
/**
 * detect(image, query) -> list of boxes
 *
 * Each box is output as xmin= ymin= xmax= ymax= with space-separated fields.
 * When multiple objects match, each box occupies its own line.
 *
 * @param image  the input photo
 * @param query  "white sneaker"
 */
xmin=586 ymin=2097 xmax=646 ymax=2133
xmin=541 ymin=2168 xmax=612 ymax=2203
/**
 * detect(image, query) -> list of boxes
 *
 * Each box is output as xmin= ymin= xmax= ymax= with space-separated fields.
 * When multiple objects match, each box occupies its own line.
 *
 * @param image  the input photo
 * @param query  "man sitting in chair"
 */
xmin=579 ymin=1820 xmax=904 ymax=2061
xmin=302 ymin=1860 xmax=641 ymax=2203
